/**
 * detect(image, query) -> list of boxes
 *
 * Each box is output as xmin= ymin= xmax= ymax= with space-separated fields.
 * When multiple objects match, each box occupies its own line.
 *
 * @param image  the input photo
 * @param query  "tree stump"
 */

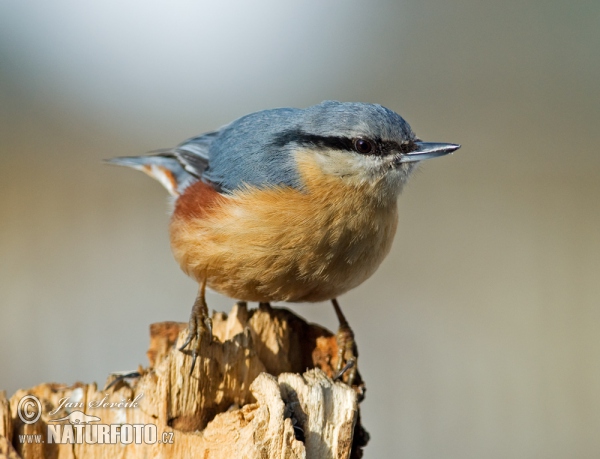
xmin=0 ymin=303 xmax=369 ymax=458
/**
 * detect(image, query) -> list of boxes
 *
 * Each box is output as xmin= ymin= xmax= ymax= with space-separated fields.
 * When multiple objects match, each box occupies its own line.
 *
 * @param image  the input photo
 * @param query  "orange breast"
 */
xmin=170 ymin=157 xmax=399 ymax=303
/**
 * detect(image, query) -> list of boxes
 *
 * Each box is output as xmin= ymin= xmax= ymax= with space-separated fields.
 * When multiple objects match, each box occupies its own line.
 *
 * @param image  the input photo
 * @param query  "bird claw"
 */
xmin=104 ymin=367 xmax=144 ymax=391
xmin=179 ymin=312 xmax=212 ymax=375
xmin=179 ymin=279 xmax=212 ymax=375
xmin=333 ymin=322 xmax=358 ymax=386
xmin=331 ymin=299 xmax=359 ymax=387
xmin=334 ymin=357 xmax=356 ymax=381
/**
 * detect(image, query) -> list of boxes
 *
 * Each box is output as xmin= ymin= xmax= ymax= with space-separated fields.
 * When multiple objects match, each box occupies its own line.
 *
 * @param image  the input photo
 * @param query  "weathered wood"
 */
xmin=0 ymin=303 xmax=368 ymax=458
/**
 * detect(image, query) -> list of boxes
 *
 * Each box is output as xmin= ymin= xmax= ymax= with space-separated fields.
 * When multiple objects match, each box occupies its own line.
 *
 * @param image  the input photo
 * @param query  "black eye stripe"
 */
xmin=271 ymin=129 xmax=354 ymax=151
xmin=271 ymin=129 xmax=416 ymax=156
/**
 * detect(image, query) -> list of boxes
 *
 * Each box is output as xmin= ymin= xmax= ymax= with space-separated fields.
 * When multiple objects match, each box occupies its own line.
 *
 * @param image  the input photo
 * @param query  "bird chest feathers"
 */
xmin=169 ymin=167 xmax=399 ymax=303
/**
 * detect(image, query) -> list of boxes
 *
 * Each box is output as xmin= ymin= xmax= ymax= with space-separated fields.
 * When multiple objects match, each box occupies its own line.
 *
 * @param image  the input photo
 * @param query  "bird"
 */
xmin=108 ymin=100 xmax=460 ymax=384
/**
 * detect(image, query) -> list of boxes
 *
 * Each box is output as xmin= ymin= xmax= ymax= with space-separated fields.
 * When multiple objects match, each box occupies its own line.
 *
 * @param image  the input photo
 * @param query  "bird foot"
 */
xmin=331 ymin=299 xmax=359 ymax=387
xmin=179 ymin=281 xmax=213 ymax=374
xmin=333 ymin=321 xmax=358 ymax=386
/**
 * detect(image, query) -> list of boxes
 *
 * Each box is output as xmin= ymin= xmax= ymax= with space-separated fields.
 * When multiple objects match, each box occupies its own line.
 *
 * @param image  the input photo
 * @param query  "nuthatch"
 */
xmin=108 ymin=100 xmax=459 ymax=383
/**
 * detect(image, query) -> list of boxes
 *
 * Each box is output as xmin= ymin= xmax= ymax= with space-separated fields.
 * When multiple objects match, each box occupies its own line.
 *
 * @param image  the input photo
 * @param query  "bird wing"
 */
xmin=167 ymin=130 xmax=221 ymax=178
xmin=106 ymin=130 xmax=222 ymax=196
xmin=108 ymin=107 xmax=304 ymax=195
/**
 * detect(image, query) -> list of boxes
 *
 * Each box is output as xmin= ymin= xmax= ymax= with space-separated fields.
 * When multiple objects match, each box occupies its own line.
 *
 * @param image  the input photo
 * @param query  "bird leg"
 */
xmin=332 ymin=298 xmax=358 ymax=386
xmin=178 ymin=277 xmax=213 ymax=373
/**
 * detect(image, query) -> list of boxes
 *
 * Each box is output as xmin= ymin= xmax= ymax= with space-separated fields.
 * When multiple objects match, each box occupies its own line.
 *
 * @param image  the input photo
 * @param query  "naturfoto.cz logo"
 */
xmin=16 ymin=393 xmax=174 ymax=446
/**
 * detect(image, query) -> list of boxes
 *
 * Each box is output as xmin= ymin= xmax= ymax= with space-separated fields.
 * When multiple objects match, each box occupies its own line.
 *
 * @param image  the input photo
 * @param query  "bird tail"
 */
xmin=105 ymin=154 xmax=196 ymax=196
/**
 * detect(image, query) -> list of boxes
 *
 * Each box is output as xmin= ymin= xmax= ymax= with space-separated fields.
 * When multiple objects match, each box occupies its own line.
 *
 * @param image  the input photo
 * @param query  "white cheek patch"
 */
xmin=314 ymin=149 xmax=383 ymax=183
xmin=310 ymin=149 xmax=407 ymax=198
xmin=294 ymin=147 xmax=408 ymax=198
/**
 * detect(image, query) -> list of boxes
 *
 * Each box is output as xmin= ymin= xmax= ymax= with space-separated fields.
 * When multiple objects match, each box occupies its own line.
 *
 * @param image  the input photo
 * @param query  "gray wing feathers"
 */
xmin=106 ymin=154 xmax=197 ymax=196
xmin=170 ymin=130 xmax=220 ymax=177
xmin=107 ymin=130 xmax=221 ymax=195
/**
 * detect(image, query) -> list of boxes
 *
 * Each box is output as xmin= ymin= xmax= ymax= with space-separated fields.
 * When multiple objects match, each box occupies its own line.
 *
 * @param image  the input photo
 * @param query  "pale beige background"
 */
xmin=1 ymin=1 xmax=599 ymax=457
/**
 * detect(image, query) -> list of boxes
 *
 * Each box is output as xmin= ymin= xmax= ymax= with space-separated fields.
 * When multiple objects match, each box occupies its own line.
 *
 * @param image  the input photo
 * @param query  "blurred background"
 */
xmin=1 ymin=0 xmax=599 ymax=457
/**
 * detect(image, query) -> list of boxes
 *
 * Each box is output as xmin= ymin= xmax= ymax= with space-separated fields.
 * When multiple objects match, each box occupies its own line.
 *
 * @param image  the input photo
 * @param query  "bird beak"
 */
xmin=397 ymin=142 xmax=461 ymax=163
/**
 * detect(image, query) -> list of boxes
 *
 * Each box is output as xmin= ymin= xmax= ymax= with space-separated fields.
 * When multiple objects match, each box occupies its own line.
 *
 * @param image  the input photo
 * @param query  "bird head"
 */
xmin=268 ymin=100 xmax=460 ymax=197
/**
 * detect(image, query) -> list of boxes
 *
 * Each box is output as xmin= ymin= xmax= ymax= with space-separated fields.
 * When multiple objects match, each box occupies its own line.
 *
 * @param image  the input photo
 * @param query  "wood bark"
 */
xmin=0 ymin=303 xmax=368 ymax=458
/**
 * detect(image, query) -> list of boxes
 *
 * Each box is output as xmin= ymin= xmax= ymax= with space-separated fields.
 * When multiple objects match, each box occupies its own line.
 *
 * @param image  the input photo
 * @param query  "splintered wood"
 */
xmin=0 ymin=303 xmax=368 ymax=459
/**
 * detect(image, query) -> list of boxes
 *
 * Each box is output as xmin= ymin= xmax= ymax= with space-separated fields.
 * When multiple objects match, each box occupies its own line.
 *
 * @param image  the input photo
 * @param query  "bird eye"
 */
xmin=354 ymin=138 xmax=373 ymax=154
